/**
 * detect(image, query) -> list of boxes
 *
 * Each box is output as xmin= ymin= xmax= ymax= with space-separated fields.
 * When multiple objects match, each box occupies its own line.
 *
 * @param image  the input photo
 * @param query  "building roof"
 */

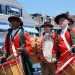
xmin=30 ymin=13 xmax=54 ymax=18
xmin=22 ymin=8 xmax=39 ymax=26
xmin=0 ymin=0 xmax=22 ymax=7
xmin=0 ymin=0 xmax=38 ymax=26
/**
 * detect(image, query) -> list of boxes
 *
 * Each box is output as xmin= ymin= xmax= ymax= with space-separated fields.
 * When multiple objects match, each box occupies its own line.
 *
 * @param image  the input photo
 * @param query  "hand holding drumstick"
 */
xmin=0 ymin=54 xmax=6 ymax=59
xmin=16 ymin=44 xmax=25 ymax=56
xmin=6 ymin=44 xmax=25 ymax=60
xmin=61 ymin=44 xmax=75 ymax=56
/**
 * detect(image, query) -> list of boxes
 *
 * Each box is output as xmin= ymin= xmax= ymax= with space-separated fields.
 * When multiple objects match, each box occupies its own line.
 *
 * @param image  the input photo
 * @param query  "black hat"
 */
xmin=41 ymin=22 xmax=54 ymax=28
xmin=54 ymin=13 xmax=73 ymax=25
xmin=68 ymin=18 xmax=74 ymax=25
xmin=8 ymin=16 xmax=23 ymax=26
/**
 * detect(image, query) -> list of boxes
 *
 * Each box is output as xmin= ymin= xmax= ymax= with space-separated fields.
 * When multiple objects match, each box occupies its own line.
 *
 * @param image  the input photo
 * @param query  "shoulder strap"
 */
xmin=6 ymin=28 xmax=12 ymax=56
xmin=56 ymin=29 xmax=62 ymax=59
xmin=56 ymin=33 xmax=60 ymax=59
xmin=20 ymin=27 xmax=26 ymax=47
xmin=67 ymin=25 xmax=75 ymax=53
xmin=20 ymin=27 xmax=33 ymax=75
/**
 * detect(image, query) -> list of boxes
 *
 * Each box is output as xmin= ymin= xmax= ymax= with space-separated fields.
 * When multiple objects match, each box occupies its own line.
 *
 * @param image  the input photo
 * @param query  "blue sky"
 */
xmin=17 ymin=0 xmax=75 ymax=17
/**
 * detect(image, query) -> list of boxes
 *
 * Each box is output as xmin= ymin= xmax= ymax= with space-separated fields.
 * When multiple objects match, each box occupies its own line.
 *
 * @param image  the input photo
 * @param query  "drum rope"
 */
xmin=16 ymin=60 xmax=24 ymax=75
xmin=9 ymin=62 xmax=14 ymax=75
xmin=69 ymin=63 xmax=75 ymax=70
xmin=63 ymin=69 xmax=69 ymax=75
xmin=2 ymin=66 xmax=7 ymax=75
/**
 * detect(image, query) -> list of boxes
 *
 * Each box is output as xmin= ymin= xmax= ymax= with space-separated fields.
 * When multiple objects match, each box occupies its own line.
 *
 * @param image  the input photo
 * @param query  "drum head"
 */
xmin=42 ymin=35 xmax=54 ymax=62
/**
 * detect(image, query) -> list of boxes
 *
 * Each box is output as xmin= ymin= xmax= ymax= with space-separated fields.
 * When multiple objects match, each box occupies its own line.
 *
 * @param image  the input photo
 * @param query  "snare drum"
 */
xmin=0 ymin=58 xmax=24 ymax=75
xmin=56 ymin=55 xmax=75 ymax=75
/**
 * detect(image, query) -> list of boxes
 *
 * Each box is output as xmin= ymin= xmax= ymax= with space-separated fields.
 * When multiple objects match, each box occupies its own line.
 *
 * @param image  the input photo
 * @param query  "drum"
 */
xmin=0 ymin=58 xmax=24 ymax=75
xmin=29 ymin=37 xmax=44 ymax=64
xmin=41 ymin=34 xmax=54 ymax=63
xmin=56 ymin=55 xmax=75 ymax=75
xmin=30 ymin=37 xmax=42 ymax=53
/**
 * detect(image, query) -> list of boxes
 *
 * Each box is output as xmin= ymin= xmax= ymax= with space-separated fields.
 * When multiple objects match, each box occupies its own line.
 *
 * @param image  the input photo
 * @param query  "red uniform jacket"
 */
xmin=56 ymin=27 xmax=75 ymax=63
xmin=2 ymin=30 xmax=32 ymax=56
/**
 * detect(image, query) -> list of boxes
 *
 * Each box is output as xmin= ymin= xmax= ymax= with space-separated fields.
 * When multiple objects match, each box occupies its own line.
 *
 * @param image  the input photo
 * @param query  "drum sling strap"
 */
xmin=6 ymin=27 xmax=33 ymax=75
xmin=56 ymin=29 xmax=62 ymax=59
xmin=67 ymin=25 xmax=75 ymax=53
xmin=20 ymin=27 xmax=33 ymax=75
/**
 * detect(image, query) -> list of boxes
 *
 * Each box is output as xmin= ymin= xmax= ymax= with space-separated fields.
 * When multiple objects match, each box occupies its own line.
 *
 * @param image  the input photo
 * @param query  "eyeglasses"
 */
xmin=59 ymin=18 xmax=66 ymax=21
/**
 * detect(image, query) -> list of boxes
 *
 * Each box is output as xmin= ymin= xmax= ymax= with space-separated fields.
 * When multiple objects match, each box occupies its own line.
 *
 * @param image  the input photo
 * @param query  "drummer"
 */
xmin=40 ymin=22 xmax=57 ymax=75
xmin=54 ymin=13 xmax=75 ymax=64
xmin=1 ymin=16 xmax=33 ymax=75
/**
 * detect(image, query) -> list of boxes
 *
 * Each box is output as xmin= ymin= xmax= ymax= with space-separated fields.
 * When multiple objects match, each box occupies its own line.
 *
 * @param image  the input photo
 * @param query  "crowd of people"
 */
xmin=0 ymin=12 xmax=75 ymax=75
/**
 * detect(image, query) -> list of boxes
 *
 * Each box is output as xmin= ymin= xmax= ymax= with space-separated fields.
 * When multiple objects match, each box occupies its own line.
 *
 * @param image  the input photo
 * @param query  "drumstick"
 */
xmin=6 ymin=44 xmax=25 ymax=60
xmin=61 ymin=46 xmax=73 ymax=56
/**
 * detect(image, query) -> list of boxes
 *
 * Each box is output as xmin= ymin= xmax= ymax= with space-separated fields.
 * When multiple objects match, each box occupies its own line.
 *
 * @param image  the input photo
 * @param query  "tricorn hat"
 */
xmin=54 ymin=13 xmax=73 ymax=25
xmin=8 ymin=16 xmax=23 ymax=26
xmin=41 ymin=22 xmax=54 ymax=28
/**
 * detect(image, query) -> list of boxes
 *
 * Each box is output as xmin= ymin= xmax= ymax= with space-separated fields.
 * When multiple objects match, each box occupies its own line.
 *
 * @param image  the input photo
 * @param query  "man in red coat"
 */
xmin=1 ymin=16 xmax=33 ymax=75
xmin=54 ymin=13 xmax=75 ymax=64
xmin=40 ymin=22 xmax=57 ymax=75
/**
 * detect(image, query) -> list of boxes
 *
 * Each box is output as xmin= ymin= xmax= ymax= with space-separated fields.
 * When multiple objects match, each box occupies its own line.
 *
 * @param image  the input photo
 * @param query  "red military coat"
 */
xmin=2 ymin=30 xmax=32 ymax=56
xmin=56 ymin=27 xmax=75 ymax=63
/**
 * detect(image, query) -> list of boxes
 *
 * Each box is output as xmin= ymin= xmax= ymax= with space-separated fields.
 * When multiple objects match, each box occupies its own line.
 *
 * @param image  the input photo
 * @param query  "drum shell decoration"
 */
xmin=0 ymin=58 xmax=24 ymax=75
xmin=56 ymin=54 xmax=75 ymax=75
xmin=30 ymin=37 xmax=42 ymax=53
xmin=29 ymin=37 xmax=44 ymax=64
